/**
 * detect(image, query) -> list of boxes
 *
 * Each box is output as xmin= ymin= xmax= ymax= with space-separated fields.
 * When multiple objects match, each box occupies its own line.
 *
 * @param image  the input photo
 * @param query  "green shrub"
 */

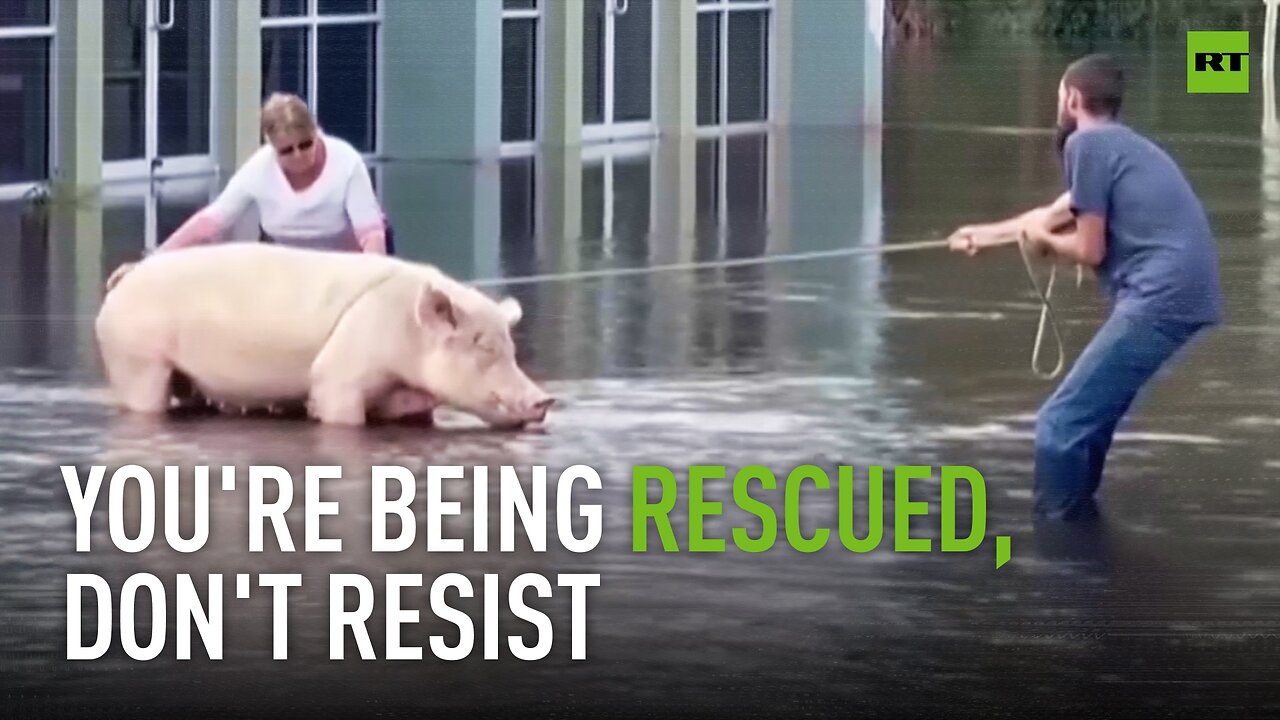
xmin=888 ymin=0 xmax=1263 ymax=40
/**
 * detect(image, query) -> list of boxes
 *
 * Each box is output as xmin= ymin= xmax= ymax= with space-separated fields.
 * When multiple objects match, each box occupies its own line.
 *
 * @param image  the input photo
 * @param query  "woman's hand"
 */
xmin=105 ymin=262 xmax=138 ymax=292
xmin=357 ymin=228 xmax=388 ymax=254
xmin=155 ymin=211 xmax=224 ymax=253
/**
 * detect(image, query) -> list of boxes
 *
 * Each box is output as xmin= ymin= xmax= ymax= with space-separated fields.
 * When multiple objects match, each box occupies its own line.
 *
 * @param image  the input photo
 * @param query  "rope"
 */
xmin=1016 ymin=233 xmax=1065 ymax=380
xmin=469 ymin=235 xmax=1072 ymax=381
xmin=468 ymin=238 xmax=955 ymax=287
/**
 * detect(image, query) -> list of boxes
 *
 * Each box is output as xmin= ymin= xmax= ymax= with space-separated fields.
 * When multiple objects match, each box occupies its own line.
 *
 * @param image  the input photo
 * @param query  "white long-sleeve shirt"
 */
xmin=203 ymin=132 xmax=384 ymax=252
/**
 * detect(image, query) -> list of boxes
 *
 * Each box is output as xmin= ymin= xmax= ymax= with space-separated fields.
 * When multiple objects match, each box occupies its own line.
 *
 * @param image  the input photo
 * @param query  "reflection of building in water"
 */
xmin=1264 ymin=6 xmax=1280 ymax=358
xmin=488 ymin=125 xmax=886 ymax=383
xmin=0 ymin=192 xmax=109 ymax=375
xmin=1267 ymin=0 xmax=1279 ymax=135
xmin=0 ymin=175 xmax=221 ymax=376
xmin=0 ymin=199 xmax=51 ymax=369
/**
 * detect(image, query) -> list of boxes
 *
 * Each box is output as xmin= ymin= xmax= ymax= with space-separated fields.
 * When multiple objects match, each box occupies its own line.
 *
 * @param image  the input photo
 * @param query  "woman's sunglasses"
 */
xmin=277 ymin=138 xmax=315 ymax=156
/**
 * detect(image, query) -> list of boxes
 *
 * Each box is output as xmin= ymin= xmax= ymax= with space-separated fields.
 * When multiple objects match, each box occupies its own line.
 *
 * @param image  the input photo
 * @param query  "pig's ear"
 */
xmin=415 ymin=284 xmax=458 ymax=330
xmin=497 ymin=297 xmax=523 ymax=327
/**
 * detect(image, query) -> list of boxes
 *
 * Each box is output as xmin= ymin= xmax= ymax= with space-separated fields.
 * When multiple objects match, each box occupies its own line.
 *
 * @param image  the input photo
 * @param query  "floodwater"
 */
xmin=3 ymin=35 xmax=1280 ymax=719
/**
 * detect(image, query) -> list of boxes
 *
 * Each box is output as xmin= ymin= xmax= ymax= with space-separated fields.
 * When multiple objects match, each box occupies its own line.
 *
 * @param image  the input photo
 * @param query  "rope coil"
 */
xmin=1015 ymin=230 xmax=1066 ymax=380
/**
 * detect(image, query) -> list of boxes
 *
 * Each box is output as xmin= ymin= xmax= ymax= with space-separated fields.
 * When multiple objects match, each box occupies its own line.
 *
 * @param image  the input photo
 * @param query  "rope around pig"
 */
xmin=470 ymin=234 xmax=1077 ymax=381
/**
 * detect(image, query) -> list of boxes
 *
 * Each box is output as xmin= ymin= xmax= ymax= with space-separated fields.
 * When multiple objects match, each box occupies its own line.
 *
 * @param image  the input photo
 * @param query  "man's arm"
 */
xmin=949 ymin=192 xmax=1071 ymax=253
xmin=1026 ymin=211 xmax=1105 ymax=267
xmin=1030 ymin=131 xmax=1111 ymax=267
xmin=1037 ymin=191 xmax=1076 ymax=234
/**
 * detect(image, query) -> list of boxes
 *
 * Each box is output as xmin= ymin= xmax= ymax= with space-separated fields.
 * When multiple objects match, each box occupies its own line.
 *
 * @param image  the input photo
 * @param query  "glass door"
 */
xmin=583 ymin=0 xmax=654 ymax=143
xmin=103 ymin=0 xmax=212 ymax=181
xmin=101 ymin=173 xmax=219 ymax=254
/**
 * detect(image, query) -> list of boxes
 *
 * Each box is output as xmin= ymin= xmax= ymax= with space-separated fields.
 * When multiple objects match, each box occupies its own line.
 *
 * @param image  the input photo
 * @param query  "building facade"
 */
xmin=0 ymin=0 xmax=884 ymax=197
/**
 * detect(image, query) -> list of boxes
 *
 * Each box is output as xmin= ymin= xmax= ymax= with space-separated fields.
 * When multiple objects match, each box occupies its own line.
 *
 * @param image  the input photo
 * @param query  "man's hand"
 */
xmin=1020 ymin=225 xmax=1057 ymax=259
xmin=947 ymin=223 xmax=1021 ymax=256
xmin=948 ymin=193 xmax=1074 ymax=258
xmin=1019 ymin=212 xmax=1100 ymax=267
xmin=947 ymin=225 xmax=985 ymax=256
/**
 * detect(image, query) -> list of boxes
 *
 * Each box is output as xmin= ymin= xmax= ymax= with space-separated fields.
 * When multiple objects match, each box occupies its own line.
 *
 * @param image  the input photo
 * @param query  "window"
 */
xmin=502 ymin=0 xmax=539 ymax=145
xmin=696 ymin=0 xmax=771 ymax=128
xmin=261 ymin=0 xmax=381 ymax=154
xmin=0 ymin=0 xmax=52 ymax=184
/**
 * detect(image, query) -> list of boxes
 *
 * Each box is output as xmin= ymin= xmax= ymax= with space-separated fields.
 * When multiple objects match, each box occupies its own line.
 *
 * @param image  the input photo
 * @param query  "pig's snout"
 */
xmin=490 ymin=391 xmax=556 ymax=426
xmin=530 ymin=396 xmax=556 ymax=421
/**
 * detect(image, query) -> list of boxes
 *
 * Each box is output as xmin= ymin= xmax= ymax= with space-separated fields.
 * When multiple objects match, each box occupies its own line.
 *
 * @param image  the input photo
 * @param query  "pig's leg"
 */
xmin=96 ymin=300 xmax=179 ymax=415
xmin=370 ymin=386 xmax=437 ymax=425
xmin=102 ymin=351 xmax=174 ymax=414
xmin=308 ymin=355 xmax=379 ymax=426
xmin=307 ymin=383 xmax=370 ymax=425
xmin=307 ymin=283 xmax=402 ymax=426
xmin=308 ymin=333 xmax=377 ymax=425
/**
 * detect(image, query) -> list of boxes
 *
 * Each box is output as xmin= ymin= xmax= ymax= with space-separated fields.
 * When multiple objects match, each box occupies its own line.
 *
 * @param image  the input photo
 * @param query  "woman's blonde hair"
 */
xmin=260 ymin=92 xmax=317 ymax=141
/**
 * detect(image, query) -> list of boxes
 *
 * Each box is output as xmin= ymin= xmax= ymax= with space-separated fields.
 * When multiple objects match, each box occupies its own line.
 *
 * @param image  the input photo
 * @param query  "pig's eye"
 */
xmin=473 ymin=333 xmax=498 ymax=356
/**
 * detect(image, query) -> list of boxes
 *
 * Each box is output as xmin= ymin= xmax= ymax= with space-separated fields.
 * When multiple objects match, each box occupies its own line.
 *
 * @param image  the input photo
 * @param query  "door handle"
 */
xmin=149 ymin=158 xmax=164 ymax=197
xmin=612 ymin=0 xmax=628 ymax=15
xmin=155 ymin=0 xmax=176 ymax=30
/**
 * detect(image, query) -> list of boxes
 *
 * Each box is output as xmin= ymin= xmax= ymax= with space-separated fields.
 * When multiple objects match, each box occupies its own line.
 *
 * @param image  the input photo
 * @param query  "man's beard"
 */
xmin=1055 ymin=117 xmax=1078 ymax=160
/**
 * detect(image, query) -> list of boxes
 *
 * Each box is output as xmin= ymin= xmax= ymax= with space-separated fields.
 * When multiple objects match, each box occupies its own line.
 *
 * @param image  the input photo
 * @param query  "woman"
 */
xmin=156 ymin=92 xmax=393 ymax=255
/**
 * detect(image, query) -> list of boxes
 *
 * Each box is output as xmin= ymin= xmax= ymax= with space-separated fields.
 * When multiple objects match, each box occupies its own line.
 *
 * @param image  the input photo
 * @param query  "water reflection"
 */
xmin=1031 ymin=500 xmax=1113 ymax=569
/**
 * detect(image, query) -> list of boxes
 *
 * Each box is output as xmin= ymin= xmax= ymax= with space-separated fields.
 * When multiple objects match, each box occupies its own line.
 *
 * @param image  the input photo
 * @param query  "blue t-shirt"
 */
xmin=1062 ymin=122 xmax=1224 ymax=325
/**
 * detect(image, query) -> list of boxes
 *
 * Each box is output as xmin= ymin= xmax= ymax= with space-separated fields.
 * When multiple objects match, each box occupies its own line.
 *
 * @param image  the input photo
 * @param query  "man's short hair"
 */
xmin=1063 ymin=54 xmax=1125 ymax=118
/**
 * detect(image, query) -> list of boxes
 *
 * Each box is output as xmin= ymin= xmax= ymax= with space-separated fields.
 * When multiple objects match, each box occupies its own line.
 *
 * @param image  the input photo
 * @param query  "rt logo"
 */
xmin=1187 ymin=31 xmax=1249 ymax=94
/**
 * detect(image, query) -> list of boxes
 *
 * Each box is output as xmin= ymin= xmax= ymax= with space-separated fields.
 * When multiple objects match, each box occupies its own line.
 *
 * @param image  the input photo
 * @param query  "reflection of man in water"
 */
xmin=947 ymin=54 xmax=1225 ymax=520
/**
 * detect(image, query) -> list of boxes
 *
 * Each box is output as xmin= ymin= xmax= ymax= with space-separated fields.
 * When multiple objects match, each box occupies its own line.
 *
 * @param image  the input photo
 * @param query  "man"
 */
xmin=948 ymin=54 xmax=1224 ymax=520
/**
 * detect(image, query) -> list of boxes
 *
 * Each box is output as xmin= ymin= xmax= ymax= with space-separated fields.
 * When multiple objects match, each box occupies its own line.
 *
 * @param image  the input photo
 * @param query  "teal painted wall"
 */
xmin=790 ymin=0 xmax=881 ymax=126
xmin=382 ymin=0 xmax=503 ymax=161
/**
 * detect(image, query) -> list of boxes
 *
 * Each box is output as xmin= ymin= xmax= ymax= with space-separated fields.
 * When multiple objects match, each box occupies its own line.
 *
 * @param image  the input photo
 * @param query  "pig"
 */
xmin=95 ymin=243 xmax=554 ymax=429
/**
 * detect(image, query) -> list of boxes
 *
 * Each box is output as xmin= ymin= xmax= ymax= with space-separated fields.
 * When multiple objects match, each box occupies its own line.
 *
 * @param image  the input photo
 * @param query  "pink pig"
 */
xmin=95 ymin=243 xmax=554 ymax=429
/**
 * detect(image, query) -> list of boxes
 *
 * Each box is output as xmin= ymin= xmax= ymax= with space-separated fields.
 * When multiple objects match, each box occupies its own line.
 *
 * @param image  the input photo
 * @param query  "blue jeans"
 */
xmin=1033 ymin=311 xmax=1208 ymax=520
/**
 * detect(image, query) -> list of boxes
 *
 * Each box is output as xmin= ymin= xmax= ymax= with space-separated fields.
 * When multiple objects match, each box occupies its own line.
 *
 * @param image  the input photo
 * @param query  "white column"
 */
xmin=209 ymin=0 xmax=262 ymax=242
xmin=50 ymin=0 xmax=104 ymax=195
xmin=656 ymin=0 xmax=697 ymax=136
xmin=864 ymin=0 xmax=885 ymax=127
xmin=1264 ymin=0 xmax=1278 ymax=137
xmin=211 ymin=0 xmax=261 ymax=178
xmin=541 ymin=0 xmax=585 ymax=148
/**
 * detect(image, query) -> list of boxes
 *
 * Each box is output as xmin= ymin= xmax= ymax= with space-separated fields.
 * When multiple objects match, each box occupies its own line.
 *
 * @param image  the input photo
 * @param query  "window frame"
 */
xmin=260 ymin=0 xmax=384 ymax=159
xmin=695 ymin=0 xmax=775 ymax=137
xmin=0 ymin=0 xmax=56 ymax=198
xmin=500 ymin=0 xmax=542 ymax=157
